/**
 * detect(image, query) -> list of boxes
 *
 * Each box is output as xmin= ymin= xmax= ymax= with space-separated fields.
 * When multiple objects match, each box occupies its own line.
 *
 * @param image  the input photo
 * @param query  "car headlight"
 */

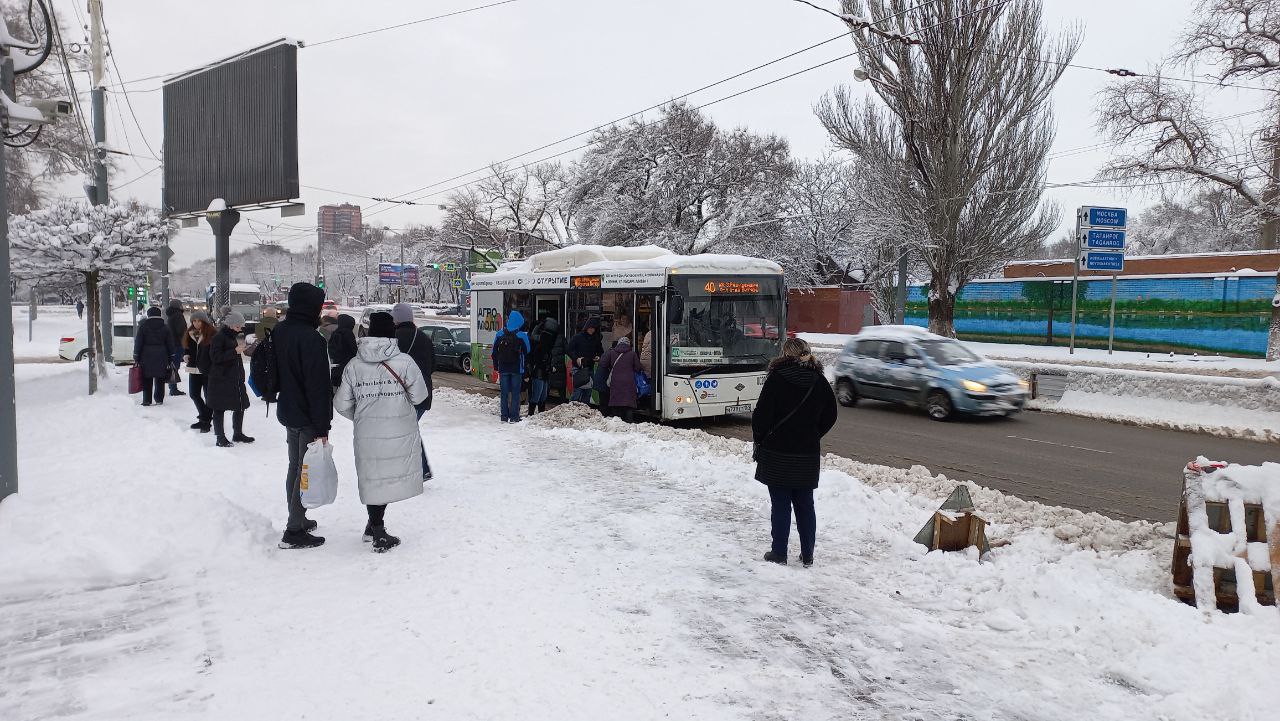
xmin=961 ymin=379 xmax=987 ymax=393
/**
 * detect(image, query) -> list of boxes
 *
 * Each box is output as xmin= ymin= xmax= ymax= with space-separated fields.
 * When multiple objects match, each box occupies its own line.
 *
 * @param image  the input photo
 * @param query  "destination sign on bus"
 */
xmin=699 ymin=280 xmax=763 ymax=295
xmin=572 ymin=275 xmax=603 ymax=289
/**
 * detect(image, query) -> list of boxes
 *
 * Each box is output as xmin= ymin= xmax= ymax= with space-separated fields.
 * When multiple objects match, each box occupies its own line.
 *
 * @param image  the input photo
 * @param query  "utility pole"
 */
xmin=0 ymin=52 xmax=15 ymax=503
xmin=89 ymin=0 xmax=112 ymax=366
xmin=399 ymin=239 xmax=405 ymax=302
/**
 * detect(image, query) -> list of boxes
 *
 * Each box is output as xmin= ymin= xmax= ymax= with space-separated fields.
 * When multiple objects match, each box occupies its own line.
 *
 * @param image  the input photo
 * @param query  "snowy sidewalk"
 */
xmin=2 ymin=367 xmax=1279 ymax=720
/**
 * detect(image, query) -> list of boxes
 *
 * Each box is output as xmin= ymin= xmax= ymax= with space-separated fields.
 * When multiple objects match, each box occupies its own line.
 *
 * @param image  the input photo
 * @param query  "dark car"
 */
xmin=421 ymin=325 xmax=473 ymax=374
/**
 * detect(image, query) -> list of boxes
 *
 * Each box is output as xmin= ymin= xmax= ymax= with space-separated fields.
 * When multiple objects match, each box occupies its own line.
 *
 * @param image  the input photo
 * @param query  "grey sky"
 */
xmin=61 ymin=0 xmax=1266 ymax=270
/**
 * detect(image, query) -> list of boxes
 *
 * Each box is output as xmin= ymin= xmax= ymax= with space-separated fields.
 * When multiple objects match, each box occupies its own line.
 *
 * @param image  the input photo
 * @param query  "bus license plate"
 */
xmin=725 ymin=404 xmax=752 ymax=414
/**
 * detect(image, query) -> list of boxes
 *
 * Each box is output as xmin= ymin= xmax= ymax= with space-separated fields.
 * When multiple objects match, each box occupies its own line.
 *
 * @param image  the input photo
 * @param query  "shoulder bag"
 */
xmin=753 ymin=381 xmax=817 ymax=462
xmin=380 ymin=361 xmax=414 ymax=407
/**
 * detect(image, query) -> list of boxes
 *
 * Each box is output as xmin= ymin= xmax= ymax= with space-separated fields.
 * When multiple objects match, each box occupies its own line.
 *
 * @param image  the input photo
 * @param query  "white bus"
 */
xmin=469 ymin=245 xmax=787 ymax=421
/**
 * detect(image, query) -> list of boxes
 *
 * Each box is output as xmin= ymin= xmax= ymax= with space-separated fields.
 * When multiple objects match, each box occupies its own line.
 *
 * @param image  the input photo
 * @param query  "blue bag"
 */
xmin=635 ymin=372 xmax=652 ymax=398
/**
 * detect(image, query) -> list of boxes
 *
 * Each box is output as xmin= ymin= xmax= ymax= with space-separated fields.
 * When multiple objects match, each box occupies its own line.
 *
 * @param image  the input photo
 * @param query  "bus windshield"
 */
xmin=668 ymin=275 xmax=784 ymax=372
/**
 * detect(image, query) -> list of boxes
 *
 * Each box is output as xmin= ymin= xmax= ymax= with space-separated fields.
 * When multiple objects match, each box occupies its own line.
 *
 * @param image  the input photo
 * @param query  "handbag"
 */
xmin=167 ymin=363 xmax=181 ymax=385
xmin=380 ymin=361 xmax=414 ymax=406
xmin=753 ymin=381 xmax=818 ymax=462
xmin=635 ymin=371 xmax=652 ymax=398
xmin=572 ymin=364 xmax=592 ymax=390
xmin=128 ymin=366 xmax=144 ymax=394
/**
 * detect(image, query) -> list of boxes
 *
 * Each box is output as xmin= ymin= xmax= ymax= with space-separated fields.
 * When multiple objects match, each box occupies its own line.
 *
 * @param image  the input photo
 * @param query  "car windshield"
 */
xmin=452 ymin=328 xmax=470 ymax=343
xmin=917 ymin=339 xmax=981 ymax=366
xmin=668 ymin=275 xmax=784 ymax=372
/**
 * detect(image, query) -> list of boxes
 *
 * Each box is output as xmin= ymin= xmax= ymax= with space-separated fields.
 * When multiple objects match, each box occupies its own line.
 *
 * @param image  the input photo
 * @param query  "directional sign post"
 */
xmin=1071 ymin=205 xmax=1127 ymax=355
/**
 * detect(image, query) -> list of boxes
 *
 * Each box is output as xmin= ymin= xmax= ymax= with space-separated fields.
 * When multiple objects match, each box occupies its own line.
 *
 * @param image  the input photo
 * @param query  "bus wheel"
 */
xmin=460 ymin=356 xmax=472 ymax=374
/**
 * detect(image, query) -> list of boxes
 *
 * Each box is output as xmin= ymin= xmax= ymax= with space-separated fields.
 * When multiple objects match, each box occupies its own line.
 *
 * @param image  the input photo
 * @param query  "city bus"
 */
xmin=468 ymin=245 xmax=787 ymax=420
xmin=205 ymin=283 xmax=264 ymax=323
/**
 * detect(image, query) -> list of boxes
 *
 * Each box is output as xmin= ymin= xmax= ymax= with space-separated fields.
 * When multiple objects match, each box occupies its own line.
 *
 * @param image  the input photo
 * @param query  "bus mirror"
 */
xmin=668 ymin=295 xmax=684 ymax=324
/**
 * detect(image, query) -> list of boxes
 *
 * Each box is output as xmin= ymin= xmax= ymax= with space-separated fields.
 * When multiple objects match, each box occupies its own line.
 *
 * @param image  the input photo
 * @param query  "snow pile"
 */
xmin=524 ymin=402 xmax=1170 ymax=552
xmin=1006 ymin=361 xmax=1280 ymax=441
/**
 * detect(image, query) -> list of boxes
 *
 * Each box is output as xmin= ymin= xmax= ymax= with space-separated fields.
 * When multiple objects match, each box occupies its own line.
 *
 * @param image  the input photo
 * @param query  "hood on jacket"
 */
xmin=356 ymin=336 xmax=402 ymax=363
xmin=142 ymin=316 xmax=166 ymax=330
xmin=770 ymin=356 xmax=824 ymax=386
xmin=167 ymin=299 xmax=183 ymax=314
xmin=147 ymin=306 xmax=162 ymax=318
xmin=336 ymin=314 xmax=356 ymax=330
xmin=582 ymin=317 xmax=600 ymax=333
xmin=286 ymin=282 xmax=326 ymax=326
xmin=506 ymin=310 xmax=526 ymax=333
xmin=542 ymin=317 xmax=559 ymax=334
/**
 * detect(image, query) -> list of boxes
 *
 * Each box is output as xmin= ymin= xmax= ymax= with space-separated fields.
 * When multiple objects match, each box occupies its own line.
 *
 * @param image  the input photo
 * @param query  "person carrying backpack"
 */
xmin=491 ymin=310 xmax=531 ymax=423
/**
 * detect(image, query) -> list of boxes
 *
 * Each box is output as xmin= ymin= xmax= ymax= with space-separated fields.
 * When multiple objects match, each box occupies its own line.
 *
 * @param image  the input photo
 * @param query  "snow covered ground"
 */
xmin=11 ymin=305 xmax=96 ymax=361
xmin=2 ymin=365 xmax=1278 ymax=720
xmin=799 ymin=332 xmax=1280 ymax=378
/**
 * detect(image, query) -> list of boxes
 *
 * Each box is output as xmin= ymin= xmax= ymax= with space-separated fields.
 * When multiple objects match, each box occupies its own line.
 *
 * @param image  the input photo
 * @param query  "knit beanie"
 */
xmin=367 ymin=312 xmax=396 ymax=339
xmin=391 ymin=303 xmax=415 ymax=325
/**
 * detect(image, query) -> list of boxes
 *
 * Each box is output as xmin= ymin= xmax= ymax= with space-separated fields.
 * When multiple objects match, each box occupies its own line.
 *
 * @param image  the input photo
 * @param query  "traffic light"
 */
xmin=126 ymin=286 xmax=135 ymax=300
xmin=427 ymin=263 xmax=440 ymax=270
xmin=314 ymin=275 xmax=326 ymax=290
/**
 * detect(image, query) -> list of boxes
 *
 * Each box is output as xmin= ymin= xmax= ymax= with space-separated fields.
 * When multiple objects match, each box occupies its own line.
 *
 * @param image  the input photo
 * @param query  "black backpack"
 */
xmin=494 ymin=331 xmax=523 ymax=367
xmin=248 ymin=329 xmax=280 ymax=403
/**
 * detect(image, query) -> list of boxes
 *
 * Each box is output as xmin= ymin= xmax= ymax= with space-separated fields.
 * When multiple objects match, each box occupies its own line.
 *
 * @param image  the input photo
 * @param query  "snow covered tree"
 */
xmin=9 ymin=200 xmax=174 ymax=394
xmin=569 ymin=101 xmax=793 ymax=253
xmin=811 ymin=0 xmax=1077 ymax=336
xmin=1127 ymin=190 xmax=1258 ymax=255
xmin=440 ymin=163 xmax=573 ymax=260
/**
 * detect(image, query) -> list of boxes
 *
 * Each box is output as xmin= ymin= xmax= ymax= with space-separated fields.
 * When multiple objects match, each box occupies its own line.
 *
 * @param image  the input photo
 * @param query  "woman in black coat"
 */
xmin=752 ymin=338 xmax=838 ymax=567
xmin=207 ymin=313 xmax=254 ymax=448
xmin=133 ymin=306 xmax=176 ymax=406
xmin=328 ymin=313 xmax=358 ymax=387
xmin=165 ymin=299 xmax=188 ymax=397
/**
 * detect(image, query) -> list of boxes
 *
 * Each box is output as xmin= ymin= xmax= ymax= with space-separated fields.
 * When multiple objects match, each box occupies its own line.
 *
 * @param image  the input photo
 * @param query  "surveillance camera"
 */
xmin=31 ymin=98 xmax=73 ymax=121
xmin=1272 ymin=293 xmax=1280 ymax=309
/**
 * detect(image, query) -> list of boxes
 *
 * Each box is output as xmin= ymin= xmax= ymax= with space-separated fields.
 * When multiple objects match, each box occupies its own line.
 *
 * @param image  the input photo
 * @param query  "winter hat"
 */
xmin=223 ymin=312 xmax=246 ymax=329
xmin=391 ymin=303 xmax=415 ymax=325
xmin=286 ymin=282 xmax=326 ymax=323
xmin=615 ymin=335 xmax=632 ymax=346
xmin=189 ymin=311 xmax=212 ymax=326
xmin=147 ymin=306 xmax=162 ymax=318
xmin=168 ymin=298 xmax=183 ymax=310
xmin=367 ymin=312 xmax=396 ymax=339
xmin=336 ymin=313 xmax=356 ymax=329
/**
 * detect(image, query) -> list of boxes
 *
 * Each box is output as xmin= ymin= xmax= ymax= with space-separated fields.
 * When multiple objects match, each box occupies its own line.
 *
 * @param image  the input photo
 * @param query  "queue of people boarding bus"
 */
xmin=139 ymin=280 xmax=837 ymax=566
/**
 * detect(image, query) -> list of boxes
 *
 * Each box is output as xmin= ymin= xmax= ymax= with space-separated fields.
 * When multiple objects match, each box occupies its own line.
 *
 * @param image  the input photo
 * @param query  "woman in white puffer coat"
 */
xmin=335 ymin=312 xmax=428 ymax=552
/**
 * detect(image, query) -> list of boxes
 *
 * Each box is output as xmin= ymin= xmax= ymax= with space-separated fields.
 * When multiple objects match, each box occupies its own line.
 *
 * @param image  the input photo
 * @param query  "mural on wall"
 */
xmin=904 ymin=274 xmax=1275 ymax=357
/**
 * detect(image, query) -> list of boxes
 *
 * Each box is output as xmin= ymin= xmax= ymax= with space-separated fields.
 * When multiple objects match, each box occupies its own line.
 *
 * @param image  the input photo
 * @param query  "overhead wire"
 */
xmin=99 ymin=9 xmax=161 ymax=161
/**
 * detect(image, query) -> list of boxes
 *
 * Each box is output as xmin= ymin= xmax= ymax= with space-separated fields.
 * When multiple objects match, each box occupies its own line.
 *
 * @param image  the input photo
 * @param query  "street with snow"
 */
xmin=2 ymin=353 xmax=1279 ymax=721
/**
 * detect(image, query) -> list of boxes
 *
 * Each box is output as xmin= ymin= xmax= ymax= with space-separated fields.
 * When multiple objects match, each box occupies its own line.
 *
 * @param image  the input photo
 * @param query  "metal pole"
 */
xmin=103 ymin=284 xmax=116 ymax=361
xmin=1068 ymin=261 xmax=1080 ymax=354
xmin=0 ymin=58 xmax=17 ymax=502
xmin=28 ymin=288 xmax=35 ymax=341
xmin=207 ymin=210 xmax=241 ymax=313
xmin=1107 ymin=273 xmax=1118 ymax=355
xmin=89 ymin=0 xmax=113 ymax=377
xmin=399 ymin=240 xmax=405 ymax=302
xmin=894 ymin=247 xmax=908 ymax=324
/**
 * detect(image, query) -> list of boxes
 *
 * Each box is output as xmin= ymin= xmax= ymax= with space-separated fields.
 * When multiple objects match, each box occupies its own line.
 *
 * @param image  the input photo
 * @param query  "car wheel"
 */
xmin=75 ymin=350 xmax=88 ymax=361
xmin=926 ymin=390 xmax=953 ymax=421
xmin=460 ymin=355 xmax=473 ymax=374
xmin=835 ymin=378 xmax=858 ymax=407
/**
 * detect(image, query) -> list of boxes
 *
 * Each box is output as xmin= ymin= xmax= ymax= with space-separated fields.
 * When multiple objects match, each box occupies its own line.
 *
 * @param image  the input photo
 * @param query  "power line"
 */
xmin=99 ymin=9 xmax=160 ymax=162
xmin=307 ymin=0 xmax=521 ymax=48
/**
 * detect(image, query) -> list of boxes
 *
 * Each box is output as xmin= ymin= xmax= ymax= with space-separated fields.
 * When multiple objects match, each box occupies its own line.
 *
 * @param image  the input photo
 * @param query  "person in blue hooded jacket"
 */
xmin=491 ymin=310 xmax=532 ymax=423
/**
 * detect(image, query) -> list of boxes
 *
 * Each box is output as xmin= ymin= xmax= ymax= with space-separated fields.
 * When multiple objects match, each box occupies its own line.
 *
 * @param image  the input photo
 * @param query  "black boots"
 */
xmin=216 ymin=437 xmax=233 ymax=448
xmin=279 ymin=530 xmax=325 ymax=550
xmin=191 ymin=421 xmax=211 ymax=433
xmin=232 ymin=432 xmax=255 ymax=444
xmin=763 ymin=551 xmax=788 ymax=565
xmin=363 ymin=524 xmax=401 ymax=553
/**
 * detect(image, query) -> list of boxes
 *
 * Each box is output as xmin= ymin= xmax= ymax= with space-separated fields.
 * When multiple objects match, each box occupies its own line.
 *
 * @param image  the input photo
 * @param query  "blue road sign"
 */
xmin=1081 ymin=228 xmax=1126 ymax=250
xmin=1081 ymin=206 xmax=1127 ymax=228
xmin=378 ymin=263 xmax=401 ymax=285
xmin=1081 ymin=251 xmax=1124 ymax=272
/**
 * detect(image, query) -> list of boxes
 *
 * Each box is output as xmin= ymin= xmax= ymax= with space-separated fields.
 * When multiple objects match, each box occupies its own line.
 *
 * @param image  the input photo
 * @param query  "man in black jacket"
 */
xmin=165 ymin=300 xmax=188 ymax=397
xmin=271 ymin=283 xmax=333 ymax=550
xmin=566 ymin=318 xmax=603 ymax=404
xmin=391 ymin=303 xmax=435 ymax=481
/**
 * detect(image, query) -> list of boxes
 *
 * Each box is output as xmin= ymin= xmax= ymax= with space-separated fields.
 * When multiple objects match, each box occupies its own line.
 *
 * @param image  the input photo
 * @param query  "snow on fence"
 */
xmin=1003 ymin=361 xmax=1280 ymax=442
xmin=1173 ymin=459 xmax=1280 ymax=614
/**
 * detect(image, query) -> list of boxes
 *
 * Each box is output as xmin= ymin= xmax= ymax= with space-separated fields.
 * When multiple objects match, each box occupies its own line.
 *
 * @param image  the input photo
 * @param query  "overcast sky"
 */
xmin=56 ymin=0 xmax=1270 ymax=269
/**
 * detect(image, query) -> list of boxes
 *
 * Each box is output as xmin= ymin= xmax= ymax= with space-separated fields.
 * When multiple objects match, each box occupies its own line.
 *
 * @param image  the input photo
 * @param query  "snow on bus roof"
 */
xmin=498 ymin=244 xmax=783 ymax=276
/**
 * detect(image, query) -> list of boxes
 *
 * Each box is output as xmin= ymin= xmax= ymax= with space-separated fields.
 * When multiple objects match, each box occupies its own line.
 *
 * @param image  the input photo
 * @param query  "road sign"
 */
xmin=444 ymin=262 xmax=457 ymax=273
xmin=451 ymin=278 xmax=463 ymax=289
xmin=155 ymin=245 xmax=174 ymax=263
xmin=402 ymin=264 xmax=419 ymax=285
xmin=1081 ymin=251 xmax=1124 ymax=272
xmin=1080 ymin=228 xmax=1126 ymax=250
xmin=1079 ymin=206 xmax=1127 ymax=228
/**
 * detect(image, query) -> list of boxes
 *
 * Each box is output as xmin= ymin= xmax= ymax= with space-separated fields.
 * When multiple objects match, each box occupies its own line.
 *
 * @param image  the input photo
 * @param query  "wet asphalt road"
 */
xmin=432 ymin=371 xmax=1277 ymax=523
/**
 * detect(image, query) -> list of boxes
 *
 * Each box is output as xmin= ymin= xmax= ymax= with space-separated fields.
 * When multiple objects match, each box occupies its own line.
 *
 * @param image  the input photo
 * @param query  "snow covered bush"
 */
xmin=8 ymin=199 xmax=174 ymax=393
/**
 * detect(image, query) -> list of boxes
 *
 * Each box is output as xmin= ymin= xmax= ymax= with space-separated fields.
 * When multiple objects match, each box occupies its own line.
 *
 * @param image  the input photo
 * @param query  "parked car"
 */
xmin=421 ymin=325 xmax=473 ymax=374
xmin=830 ymin=326 xmax=1029 ymax=421
xmin=356 ymin=304 xmax=395 ymax=337
xmin=59 ymin=323 xmax=136 ymax=364
xmin=322 ymin=300 xmax=339 ymax=313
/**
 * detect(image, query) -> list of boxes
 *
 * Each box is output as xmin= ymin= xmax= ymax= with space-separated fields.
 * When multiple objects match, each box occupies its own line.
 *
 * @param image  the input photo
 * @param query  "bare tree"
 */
xmin=812 ymin=0 xmax=1078 ymax=335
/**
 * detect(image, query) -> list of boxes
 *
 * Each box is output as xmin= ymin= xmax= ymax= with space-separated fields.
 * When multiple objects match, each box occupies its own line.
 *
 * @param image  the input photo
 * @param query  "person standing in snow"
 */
xmin=272 ymin=282 xmax=332 ymax=550
xmin=491 ymin=309 xmax=531 ymax=423
xmin=184 ymin=312 xmax=215 ymax=432
xmin=751 ymin=338 xmax=837 ymax=568
xmin=165 ymin=299 xmax=188 ymax=398
xmin=566 ymin=318 xmax=603 ymax=404
xmin=133 ymin=306 xmax=176 ymax=407
xmin=599 ymin=334 xmax=642 ymax=422
xmin=328 ymin=313 xmax=358 ymax=388
xmin=527 ymin=316 xmax=563 ymax=414
xmin=207 ymin=313 xmax=254 ymax=448
xmin=75 ymin=299 xmax=84 ymax=318
xmin=335 ymin=311 xmax=428 ymax=553
xmin=255 ymin=306 xmax=279 ymax=342
xmin=391 ymin=303 xmax=435 ymax=481
xmin=317 ymin=308 xmax=340 ymax=343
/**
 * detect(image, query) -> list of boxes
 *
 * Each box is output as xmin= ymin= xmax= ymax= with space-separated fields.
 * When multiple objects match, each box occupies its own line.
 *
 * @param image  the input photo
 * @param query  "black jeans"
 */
xmin=212 ymin=409 xmax=244 ymax=438
xmin=367 ymin=504 xmax=386 ymax=527
xmin=284 ymin=427 xmax=315 ymax=533
xmin=414 ymin=407 xmax=431 ymax=476
xmin=188 ymin=373 xmax=212 ymax=424
xmin=769 ymin=486 xmax=816 ymax=560
xmin=141 ymin=378 xmax=166 ymax=405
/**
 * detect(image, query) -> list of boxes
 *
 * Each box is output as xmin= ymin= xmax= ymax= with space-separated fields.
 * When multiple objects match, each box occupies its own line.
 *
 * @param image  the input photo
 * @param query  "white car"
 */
xmin=59 ymin=323 xmax=137 ymax=364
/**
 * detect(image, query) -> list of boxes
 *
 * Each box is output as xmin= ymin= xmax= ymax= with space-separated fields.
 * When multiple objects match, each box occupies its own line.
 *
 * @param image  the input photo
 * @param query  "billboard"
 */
xmin=162 ymin=40 xmax=300 ymax=217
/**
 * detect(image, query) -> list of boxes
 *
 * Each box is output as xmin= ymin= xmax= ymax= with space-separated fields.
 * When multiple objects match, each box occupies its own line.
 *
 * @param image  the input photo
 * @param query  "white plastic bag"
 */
xmin=299 ymin=440 xmax=338 ymax=509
